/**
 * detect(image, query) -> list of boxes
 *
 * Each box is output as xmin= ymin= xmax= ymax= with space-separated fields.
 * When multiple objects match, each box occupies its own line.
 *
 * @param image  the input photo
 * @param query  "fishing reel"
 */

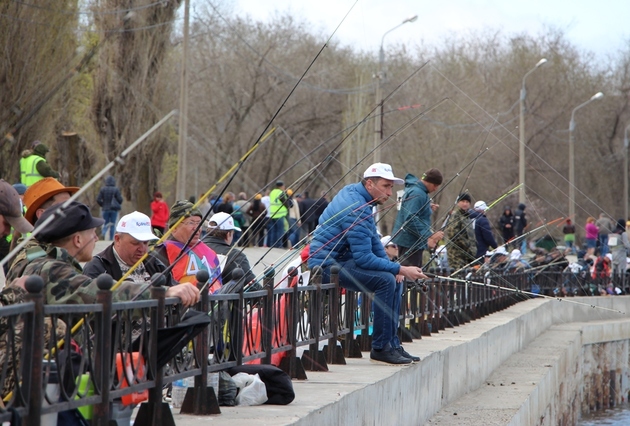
xmin=411 ymin=279 xmax=429 ymax=293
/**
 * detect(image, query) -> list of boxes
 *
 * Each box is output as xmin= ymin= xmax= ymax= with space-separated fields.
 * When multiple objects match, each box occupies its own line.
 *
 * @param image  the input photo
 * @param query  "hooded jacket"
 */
xmin=513 ymin=203 xmax=527 ymax=235
xmin=307 ymin=182 xmax=400 ymax=275
xmin=391 ymin=174 xmax=433 ymax=250
xmin=96 ymin=175 xmax=123 ymax=211
xmin=470 ymin=210 xmax=497 ymax=258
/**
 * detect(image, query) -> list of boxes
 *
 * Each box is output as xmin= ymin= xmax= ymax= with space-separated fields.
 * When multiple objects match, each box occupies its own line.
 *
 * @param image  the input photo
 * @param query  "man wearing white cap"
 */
xmin=202 ymin=212 xmax=256 ymax=285
xmin=471 ymin=200 xmax=497 ymax=259
xmin=308 ymin=163 xmax=428 ymax=365
xmin=84 ymin=211 xmax=173 ymax=284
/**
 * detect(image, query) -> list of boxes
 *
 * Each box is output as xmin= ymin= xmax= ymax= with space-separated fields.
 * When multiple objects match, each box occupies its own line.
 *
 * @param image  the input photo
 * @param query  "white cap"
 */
xmin=116 ymin=211 xmax=158 ymax=241
xmin=363 ymin=163 xmax=404 ymax=185
xmin=605 ymin=253 xmax=613 ymax=261
xmin=380 ymin=235 xmax=396 ymax=247
xmin=495 ymin=246 xmax=508 ymax=256
xmin=474 ymin=201 xmax=488 ymax=211
xmin=510 ymin=249 xmax=521 ymax=260
xmin=209 ymin=212 xmax=241 ymax=231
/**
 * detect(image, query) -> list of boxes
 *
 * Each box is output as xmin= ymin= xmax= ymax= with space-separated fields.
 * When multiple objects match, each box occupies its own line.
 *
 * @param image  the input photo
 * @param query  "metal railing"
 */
xmin=1 ymin=266 xmax=627 ymax=425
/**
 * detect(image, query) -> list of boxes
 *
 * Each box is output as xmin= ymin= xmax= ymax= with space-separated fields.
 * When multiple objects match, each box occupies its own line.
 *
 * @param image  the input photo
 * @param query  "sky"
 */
xmin=227 ymin=0 xmax=629 ymax=60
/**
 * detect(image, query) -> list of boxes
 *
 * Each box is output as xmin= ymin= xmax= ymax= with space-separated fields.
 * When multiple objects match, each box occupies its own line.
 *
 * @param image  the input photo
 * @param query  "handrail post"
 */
xmin=181 ymin=270 xmax=221 ymax=415
xmin=262 ymin=267 xmax=275 ymax=365
xmin=134 ymin=274 xmax=174 ymax=426
xmin=278 ymin=266 xmax=307 ymax=379
xmin=93 ymin=274 xmax=114 ymax=425
xmin=23 ymin=276 xmax=45 ymax=426
xmin=302 ymin=266 xmax=328 ymax=371
xmin=343 ymin=285 xmax=362 ymax=358
xmin=326 ymin=266 xmax=345 ymax=364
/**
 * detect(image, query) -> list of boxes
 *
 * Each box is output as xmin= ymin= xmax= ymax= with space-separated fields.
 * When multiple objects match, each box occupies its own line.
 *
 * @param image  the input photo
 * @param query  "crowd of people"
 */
xmin=2 ymin=149 xmax=630 ymax=374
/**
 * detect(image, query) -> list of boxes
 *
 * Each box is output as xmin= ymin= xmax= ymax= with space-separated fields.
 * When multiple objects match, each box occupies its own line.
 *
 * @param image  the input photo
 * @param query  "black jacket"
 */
xmin=83 ymin=243 xmax=174 ymax=285
xmin=200 ymin=235 xmax=256 ymax=285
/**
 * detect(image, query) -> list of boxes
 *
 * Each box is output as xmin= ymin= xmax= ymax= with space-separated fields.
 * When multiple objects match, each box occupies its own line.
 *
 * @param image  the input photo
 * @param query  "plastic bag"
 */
xmin=218 ymin=371 xmax=237 ymax=406
xmin=233 ymin=373 xmax=268 ymax=406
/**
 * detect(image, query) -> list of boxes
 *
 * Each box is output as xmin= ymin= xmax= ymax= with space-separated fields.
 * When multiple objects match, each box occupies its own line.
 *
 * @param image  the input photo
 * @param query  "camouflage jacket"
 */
xmin=446 ymin=208 xmax=477 ymax=271
xmin=4 ymin=239 xmax=49 ymax=283
xmin=17 ymin=245 xmax=153 ymax=305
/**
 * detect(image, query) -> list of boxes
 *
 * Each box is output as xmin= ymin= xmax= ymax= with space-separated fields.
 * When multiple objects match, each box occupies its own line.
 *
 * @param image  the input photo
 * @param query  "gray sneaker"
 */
xmin=370 ymin=346 xmax=412 ymax=365
xmin=397 ymin=346 xmax=420 ymax=362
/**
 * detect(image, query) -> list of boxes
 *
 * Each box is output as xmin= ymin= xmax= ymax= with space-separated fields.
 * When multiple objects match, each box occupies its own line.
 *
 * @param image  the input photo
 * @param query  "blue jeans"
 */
xmin=267 ymin=217 xmax=286 ymax=248
xmin=390 ymin=281 xmax=403 ymax=348
xmin=288 ymin=218 xmax=300 ymax=247
xmin=324 ymin=259 xmax=397 ymax=350
xmin=102 ymin=210 xmax=118 ymax=240
xmin=599 ymin=234 xmax=609 ymax=256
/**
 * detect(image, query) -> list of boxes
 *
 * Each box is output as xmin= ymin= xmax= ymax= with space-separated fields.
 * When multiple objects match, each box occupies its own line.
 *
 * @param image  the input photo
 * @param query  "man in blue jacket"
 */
xmin=471 ymin=200 xmax=498 ymax=259
xmin=308 ymin=163 xmax=427 ymax=365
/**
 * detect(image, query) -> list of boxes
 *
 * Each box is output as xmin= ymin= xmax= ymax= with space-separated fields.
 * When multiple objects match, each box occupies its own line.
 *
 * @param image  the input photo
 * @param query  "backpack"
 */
xmin=232 ymin=207 xmax=244 ymax=228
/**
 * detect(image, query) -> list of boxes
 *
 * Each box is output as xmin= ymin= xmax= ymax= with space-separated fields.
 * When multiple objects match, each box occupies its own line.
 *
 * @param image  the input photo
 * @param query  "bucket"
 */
xmin=115 ymin=352 xmax=148 ymax=406
xmin=75 ymin=374 xmax=95 ymax=420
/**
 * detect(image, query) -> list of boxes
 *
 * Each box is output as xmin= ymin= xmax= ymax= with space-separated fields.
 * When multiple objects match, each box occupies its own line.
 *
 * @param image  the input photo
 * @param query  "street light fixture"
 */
xmin=568 ymin=91 xmax=604 ymax=221
xmin=373 ymin=15 xmax=417 ymax=231
xmin=374 ymin=15 xmax=418 ymax=165
xmin=518 ymin=58 xmax=548 ymax=203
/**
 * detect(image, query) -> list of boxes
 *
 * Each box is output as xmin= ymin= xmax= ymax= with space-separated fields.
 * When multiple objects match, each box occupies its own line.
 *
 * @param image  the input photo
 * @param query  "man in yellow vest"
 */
xmin=267 ymin=181 xmax=290 ymax=248
xmin=20 ymin=141 xmax=59 ymax=187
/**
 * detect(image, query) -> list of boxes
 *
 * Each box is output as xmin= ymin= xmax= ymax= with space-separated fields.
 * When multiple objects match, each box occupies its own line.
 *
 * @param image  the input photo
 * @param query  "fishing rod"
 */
xmin=128 ymin=88 xmax=439 ymax=297
xmin=249 ymin=130 xmax=500 ymax=290
xmin=448 ymin=216 xmax=565 ymax=277
xmin=0 ymin=110 xmax=179 ymax=270
xmin=417 ymin=184 xmax=522 ymax=270
xmin=429 ymin=120 xmax=497 ymax=248
xmin=420 ymin=272 xmax=626 ymax=315
xmin=42 ymin=128 xmax=277 ymax=356
xmin=379 ymin=147 xmax=490 ymax=267
xmin=125 ymin=0 xmax=376 ymax=293
xmin=214 ymin=59 xmax=436 ymax=274
xmin=395 ymin=185 xmax=522 ymax=293
xmin=107 ymin=0 xmax=367 ymax=298
xmin=245 ymin=97 xmax=451 ymax=274
xmin=110 ymin=127 xmax=277 ymax=295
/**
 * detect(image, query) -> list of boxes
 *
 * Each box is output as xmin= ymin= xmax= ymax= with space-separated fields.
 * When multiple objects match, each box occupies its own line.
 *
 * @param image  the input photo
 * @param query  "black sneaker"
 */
xmin=370 ymin=346 xmax=412 ymax=365
xmin=397 ymin=346 xmax=420 ymax=362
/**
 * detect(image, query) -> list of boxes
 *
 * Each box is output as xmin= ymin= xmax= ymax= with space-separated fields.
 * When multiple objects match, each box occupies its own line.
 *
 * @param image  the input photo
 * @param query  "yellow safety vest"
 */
xmin=20 ymin=155 xmax=44 ymax=187
xmin=269 ymin=188 xmax=288 ymax=219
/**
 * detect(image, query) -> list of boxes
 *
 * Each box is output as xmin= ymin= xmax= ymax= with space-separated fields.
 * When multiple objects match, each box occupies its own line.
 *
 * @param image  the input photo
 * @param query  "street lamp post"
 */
xmin=624 ymin=124 xmax=630 ymax=221
xmin=568 ymin=92 xmax=604 ymax=221
xmin=374 ymin=15 xmax=418 ymax=165
xmin=176 ymin=0 xmax=190 ymax=200
xmin=518 ymin=58 xmax=547 ymax=204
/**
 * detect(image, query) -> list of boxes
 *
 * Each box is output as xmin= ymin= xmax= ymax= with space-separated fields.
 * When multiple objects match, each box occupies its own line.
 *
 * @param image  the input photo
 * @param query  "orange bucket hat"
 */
xmin=23 ymin=178 xmax=80 ymax=224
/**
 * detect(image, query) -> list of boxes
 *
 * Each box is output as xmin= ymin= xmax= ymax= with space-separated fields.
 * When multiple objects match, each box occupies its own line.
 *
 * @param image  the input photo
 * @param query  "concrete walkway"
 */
xmin=165 ymin=295 xmax=629 ymax=426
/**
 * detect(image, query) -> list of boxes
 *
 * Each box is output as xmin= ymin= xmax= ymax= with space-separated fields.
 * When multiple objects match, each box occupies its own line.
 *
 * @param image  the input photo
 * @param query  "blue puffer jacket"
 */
xmin=307 ymin=182 xmax=400 ymax=275
xmin=391 ymin=174 xmax=432 ymax=250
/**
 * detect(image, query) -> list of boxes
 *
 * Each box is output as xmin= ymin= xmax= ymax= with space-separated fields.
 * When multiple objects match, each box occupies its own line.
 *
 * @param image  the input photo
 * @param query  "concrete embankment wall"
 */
xmin=293 ymin=297 xmax=630 ymax=426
